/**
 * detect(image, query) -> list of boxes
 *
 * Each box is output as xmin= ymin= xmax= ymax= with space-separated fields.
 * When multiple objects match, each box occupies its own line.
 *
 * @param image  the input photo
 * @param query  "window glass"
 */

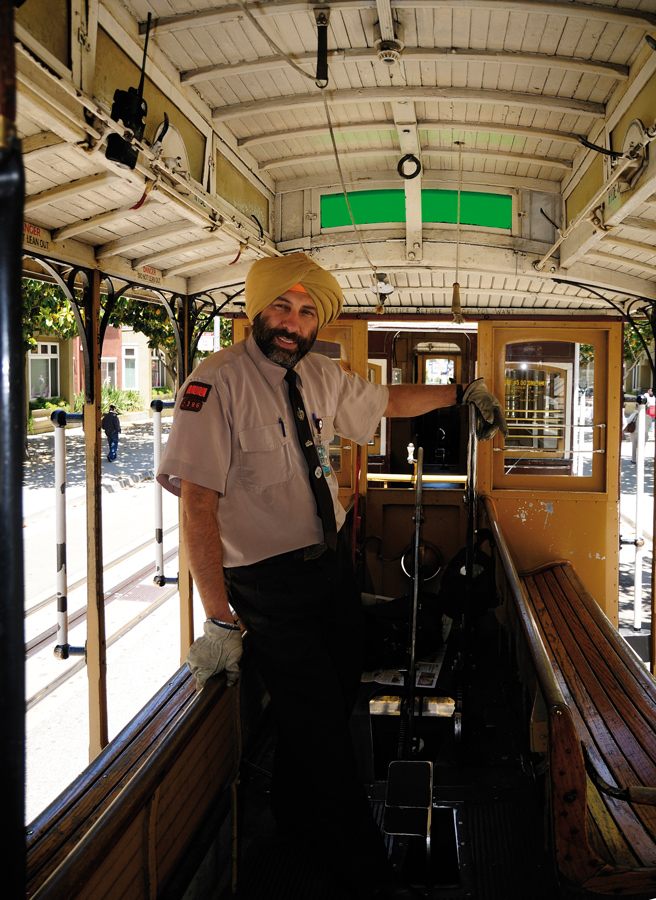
xmin=101 ymin=359 xmax=117 ymax=388
xmin=29 ymin=343 xmax=59 ymax=399
xmin=123 ymin=347 xmax=137 ymax=389
xmin=424 ymin=357 xmax=455 ymax=385
xmin=504 ymin=340 xmax=594 ymax=477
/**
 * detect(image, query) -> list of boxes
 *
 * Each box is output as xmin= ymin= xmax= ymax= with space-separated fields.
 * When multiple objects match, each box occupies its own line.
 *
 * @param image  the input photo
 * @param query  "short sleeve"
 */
xmin=332 ymin=370 xmax=388 ymax=445
xmin=157 ymin=372 xmax=231 ymax=498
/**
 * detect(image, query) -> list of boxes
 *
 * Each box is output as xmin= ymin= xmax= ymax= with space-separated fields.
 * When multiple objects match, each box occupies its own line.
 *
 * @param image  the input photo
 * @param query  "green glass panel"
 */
xmin=422 ymin=190 xmax=511 ymax=228
xmin=321 ymin=191 xmax=406 ymax=227
xmin=321 ymin=189 xmax=512 ymax=229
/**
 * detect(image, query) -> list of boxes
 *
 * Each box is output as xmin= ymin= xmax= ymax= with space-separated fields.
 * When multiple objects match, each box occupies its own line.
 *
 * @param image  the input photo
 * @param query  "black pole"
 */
xmin=0 ymin=0 xmax=26 ymax=892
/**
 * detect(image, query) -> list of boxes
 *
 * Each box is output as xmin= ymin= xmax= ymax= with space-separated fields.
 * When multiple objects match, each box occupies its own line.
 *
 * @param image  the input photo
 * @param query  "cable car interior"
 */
xmin=4 ymin=1 xmax=656 ymax=899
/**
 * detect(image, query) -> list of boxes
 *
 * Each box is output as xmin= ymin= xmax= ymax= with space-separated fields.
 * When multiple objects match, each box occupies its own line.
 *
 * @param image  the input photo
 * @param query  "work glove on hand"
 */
xmin=462 ymin=378 xmax=509 ymax=442
xmin=186 ymin=620 xmax=243 ymax=689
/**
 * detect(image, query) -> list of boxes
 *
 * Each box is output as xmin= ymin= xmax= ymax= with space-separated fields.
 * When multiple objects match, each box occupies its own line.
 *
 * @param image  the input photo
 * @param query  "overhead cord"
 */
xmin=234 ymin=0 xmax=380 ymax=295
xmin=452 ymin=140 xmax=465 ymax=324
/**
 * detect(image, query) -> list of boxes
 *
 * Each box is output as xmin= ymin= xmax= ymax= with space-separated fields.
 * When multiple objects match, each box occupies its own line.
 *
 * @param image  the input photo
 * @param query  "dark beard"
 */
xmin=252 ymin=315 xmax=318 ymax=368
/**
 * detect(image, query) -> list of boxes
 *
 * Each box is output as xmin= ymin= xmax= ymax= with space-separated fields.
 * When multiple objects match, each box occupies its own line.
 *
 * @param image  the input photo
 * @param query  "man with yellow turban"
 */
xmin=158 ymin=251 xmax=505 ymax=900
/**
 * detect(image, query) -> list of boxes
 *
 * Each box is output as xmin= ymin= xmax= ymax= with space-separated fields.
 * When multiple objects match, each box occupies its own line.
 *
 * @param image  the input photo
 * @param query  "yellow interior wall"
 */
xmin=95 ymin=28 xmax=206 ymax=183
xmin=477 ymin=320 xmax=623 ymax=622
xmin=611 ymin=70 xmax=656 ymax=153
xmin=16 ymin=0 xmax=69 ymax=69
xmin=565 ymin=153 xmax=604 ymax=224
xmin=215 ymin=151 xmax=269 ymax=226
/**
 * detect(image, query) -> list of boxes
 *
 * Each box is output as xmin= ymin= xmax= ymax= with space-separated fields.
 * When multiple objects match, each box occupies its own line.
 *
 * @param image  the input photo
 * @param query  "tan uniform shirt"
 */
xmin=158 ymin=335 xmax=388 ymax=567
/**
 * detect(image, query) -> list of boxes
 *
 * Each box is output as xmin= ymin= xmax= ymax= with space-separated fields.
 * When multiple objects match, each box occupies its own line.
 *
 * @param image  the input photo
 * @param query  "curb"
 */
xmin=101 ymin=468 xmax=155 ymax=493
xmin=620 ymin=511 xmax=653 ymax=546
xmin=22 ymin=467 xmax=157 ymax=525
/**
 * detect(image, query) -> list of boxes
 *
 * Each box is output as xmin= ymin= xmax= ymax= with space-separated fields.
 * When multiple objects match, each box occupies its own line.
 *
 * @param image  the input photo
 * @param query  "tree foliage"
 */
xmin=22 ymin=279 xmax=233 ymax=379
xmin=624 ymin=319 xmax=653 ymax=363
xmin=22 ymin=280 xmax=78 ymax=351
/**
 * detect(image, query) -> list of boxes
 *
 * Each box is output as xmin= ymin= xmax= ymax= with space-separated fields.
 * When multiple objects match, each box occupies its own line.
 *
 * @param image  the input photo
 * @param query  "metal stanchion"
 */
xmin=634 ymin=404 xmax=647 ymax=631
xmin=151 ymin=399 xmax=177 ymax=586
xmin=50 ymin=410 xmax=85 ymax=659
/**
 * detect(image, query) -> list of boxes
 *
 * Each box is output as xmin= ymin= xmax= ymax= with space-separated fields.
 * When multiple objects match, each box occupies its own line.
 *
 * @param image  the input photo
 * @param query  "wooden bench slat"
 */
xmin=585 ymin=774 xmax=641 ymax=868
xmin=534 ymin=570 xmax=656 ymax=797
xmin=522 ymin=575 xmax=656 ymax=866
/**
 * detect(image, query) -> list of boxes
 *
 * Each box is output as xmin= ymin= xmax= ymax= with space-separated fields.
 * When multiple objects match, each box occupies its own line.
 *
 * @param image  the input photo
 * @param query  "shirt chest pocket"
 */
xmin=238 ymin=423 xmax=294 ymax=492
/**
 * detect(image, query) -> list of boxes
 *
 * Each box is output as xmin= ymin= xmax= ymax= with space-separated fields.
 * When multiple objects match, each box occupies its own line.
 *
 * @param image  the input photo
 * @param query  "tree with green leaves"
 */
xmin=22 ymin=279 xmax=233 ymax=385
xmin=22 ymin=279 xmax=78 ymax=350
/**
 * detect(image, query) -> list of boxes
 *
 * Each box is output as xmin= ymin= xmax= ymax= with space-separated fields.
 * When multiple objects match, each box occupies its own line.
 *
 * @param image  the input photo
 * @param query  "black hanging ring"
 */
xmin=397 ymin=154 xmax=422 ymax=179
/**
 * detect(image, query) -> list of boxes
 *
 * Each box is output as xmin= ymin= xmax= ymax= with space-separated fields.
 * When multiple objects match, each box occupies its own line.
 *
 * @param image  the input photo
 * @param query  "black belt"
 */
xmin=253 ymin=542 xmax=328 ymax=565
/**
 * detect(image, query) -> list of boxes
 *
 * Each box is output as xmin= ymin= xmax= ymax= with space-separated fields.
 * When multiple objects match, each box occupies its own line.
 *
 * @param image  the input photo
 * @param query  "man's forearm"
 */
xmin=384 ymin=383 xmax=458 ymax=418
xmin=180 ymin=479 xmax=234 ymax=622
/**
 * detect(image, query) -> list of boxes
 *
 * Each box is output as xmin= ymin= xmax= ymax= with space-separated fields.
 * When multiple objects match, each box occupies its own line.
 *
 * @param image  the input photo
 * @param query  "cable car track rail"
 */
xmin=25 ymin=544 xmax=180 ymax=658
xmin=24 ymin=523 xmax=179 ymax=621
xmin=25 ymin=552 xmax=180 ymax=711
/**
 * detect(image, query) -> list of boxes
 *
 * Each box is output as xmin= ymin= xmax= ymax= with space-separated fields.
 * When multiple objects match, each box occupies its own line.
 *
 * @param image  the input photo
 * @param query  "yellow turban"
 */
xmin=245 ymin=252 xmax=343 ymax=330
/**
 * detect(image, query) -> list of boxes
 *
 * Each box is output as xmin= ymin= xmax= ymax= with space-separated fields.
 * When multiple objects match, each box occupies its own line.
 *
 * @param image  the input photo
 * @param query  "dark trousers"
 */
xmin=224 ymin=532 xmax=388 ymax=894
xmin=106 ymin=435 xmax=118 ymax=461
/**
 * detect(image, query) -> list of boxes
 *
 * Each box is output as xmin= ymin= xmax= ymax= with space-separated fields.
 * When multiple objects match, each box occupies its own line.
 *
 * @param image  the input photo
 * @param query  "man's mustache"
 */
xmin=271 ymin=328 xmax=302 ymax=343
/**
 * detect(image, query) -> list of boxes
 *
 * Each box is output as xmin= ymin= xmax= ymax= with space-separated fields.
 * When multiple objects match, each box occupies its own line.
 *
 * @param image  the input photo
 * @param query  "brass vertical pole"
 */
xmin=178 ymin=294 xmax=194 ymax=661
xmin=84 ymin=268 xmax=108 ymax=757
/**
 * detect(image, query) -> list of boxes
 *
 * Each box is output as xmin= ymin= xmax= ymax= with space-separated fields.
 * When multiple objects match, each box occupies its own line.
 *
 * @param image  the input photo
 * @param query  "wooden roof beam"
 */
xmin=239 ymin=120 xmax=583 ymax=149
xmin=260 ymin=145 xmax=572 ymax=172
xmin=164 ymin=252 xmax=243 ymax=278
xmin=213 ymin=87 xmax=605 ymax=122
xmin=24 ymin=173 xmax=123 ymax=213
xmin=586 ymin=248 xmax=656 ymax=278
xmin=95 ymin=221 xmax=195 ymax=261
xmin=52 ymin=205 xmax=154 ymax=243
xmin=146 ymin=0 xmax=656 ymax=35
xmin=134 ymin=236 xmax=230 ymax=271
xmin=182 ymin=48 xmax=627 ymax=86
xmin=21 ymin=131 xmax=65 ymax=157
xmin=617 ymin=216 xmax=656 ymax=236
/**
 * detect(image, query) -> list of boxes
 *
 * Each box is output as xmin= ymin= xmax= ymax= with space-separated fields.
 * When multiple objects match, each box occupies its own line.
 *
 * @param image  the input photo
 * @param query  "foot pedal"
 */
xmin=383 ymin=760 xmax=433 ymax=836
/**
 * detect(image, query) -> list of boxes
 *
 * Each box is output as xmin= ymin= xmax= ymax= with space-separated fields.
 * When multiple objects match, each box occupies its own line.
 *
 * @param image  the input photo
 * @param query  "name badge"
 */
xmin=316 ymin=443 xmax=331 ymax=478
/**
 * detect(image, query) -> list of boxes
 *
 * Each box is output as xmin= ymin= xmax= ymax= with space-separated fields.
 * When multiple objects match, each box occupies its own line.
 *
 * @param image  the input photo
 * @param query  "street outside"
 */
xmin=22 ymin=419 xmax=202 ymax=823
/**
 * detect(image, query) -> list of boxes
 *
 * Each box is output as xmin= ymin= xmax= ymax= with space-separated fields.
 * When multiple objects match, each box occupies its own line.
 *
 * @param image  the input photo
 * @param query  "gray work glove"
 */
xmin=186 ymin=620 xmax=243 ymax=689
xmin=462 ymin=378 xmax=508 ymax=442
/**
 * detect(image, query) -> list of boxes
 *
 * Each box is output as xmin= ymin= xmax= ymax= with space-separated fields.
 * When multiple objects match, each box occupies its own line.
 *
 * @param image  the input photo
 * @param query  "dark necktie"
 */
xmin=284 ymin=368 xmax=338 ymax=551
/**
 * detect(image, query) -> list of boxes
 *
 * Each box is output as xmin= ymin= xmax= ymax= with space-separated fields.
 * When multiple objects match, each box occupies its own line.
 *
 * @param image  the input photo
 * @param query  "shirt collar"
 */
xmin=246 ymin=333 xmax=308 ymax=390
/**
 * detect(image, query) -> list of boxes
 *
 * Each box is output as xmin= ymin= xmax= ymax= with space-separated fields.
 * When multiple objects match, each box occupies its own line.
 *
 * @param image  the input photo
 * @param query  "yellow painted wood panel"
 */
xmin=566 ymin=153 xmax=604 ymax=225
xmin=215 ymin=151 xmax=269 ymax=227
xmin=477 ymin=320 xmax=622 ymax=621
xmin=16 ymin=0 xmax=69 ymax=69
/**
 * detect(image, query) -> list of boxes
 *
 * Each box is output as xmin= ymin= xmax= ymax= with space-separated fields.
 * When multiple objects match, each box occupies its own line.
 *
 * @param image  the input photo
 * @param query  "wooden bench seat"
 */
xmin=481 ymin=497 xmax=656 ymax=897
xmin=520 ymin=561 xmax=656 ymax=897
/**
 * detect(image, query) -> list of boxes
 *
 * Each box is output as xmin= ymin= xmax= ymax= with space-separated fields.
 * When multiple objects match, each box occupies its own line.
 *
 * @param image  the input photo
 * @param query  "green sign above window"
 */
xmin=320 ymin=189 xmax=512 ymax=229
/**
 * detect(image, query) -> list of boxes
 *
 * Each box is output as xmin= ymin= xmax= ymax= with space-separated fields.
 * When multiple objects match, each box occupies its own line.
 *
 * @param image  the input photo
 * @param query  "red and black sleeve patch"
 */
xmin=180 ymin=381 xmax=212 ymax=412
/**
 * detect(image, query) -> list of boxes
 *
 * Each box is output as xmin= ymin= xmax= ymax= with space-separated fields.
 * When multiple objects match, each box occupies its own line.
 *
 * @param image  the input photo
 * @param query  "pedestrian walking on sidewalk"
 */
xmin=101 ymin=405 xmax=121 ymax=462
xmin=645 ymin=389 xmax=655 ymax=436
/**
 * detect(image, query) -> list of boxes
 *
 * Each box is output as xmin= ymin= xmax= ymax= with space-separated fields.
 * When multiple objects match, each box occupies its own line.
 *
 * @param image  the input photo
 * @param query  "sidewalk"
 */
xmin=619 ymin=435 xmax=654 ymax=542
xmin=22 ymin=417 xmax=171 ymax=523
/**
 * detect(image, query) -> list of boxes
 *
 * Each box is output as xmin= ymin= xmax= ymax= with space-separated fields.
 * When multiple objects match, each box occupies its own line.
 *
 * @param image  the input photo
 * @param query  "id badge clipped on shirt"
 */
xmin=313 ymin=415 xmax=331 ymax=478
xmin=316 ymin=442 xmax=331 ymax=478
